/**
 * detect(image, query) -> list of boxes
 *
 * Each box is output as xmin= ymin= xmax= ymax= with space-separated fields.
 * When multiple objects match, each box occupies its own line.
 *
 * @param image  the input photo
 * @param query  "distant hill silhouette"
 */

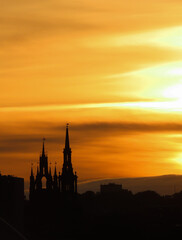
xmin=77 ymin=175 xmax=182 ymax=196
xmin=24 ymin=174 xmax=182 ymax=199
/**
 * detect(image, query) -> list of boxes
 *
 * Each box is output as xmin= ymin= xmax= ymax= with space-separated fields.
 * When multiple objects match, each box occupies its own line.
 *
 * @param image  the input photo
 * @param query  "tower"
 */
xmin=34 ymin=139 xmax=53 ymax=191
xmin=29 ymin=125 xmax=78 ymax=201
xmin=60 ymin=124 xmax=77 ymax=195
xmin=39 ymin=138 xmax=48 ymax=177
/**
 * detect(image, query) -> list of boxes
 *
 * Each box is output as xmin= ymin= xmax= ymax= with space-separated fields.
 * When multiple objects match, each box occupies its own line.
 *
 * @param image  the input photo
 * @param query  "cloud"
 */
xmin=1 ymin=120 xmax=182 ymax=181
xmin=70 ymin=121 xmax=182 ymax=133
xmin=85 ymin=26 xmax=182 ymax=50
xmin=0 ymin=16 xmax=98 ymax=46
xmin=1 ymin=0 xmax=182 ymax=47
xmin=1 ymin=121 xmax=182 ymax=154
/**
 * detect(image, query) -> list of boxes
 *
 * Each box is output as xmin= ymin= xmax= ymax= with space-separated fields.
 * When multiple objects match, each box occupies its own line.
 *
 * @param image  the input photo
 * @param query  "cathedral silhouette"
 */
xmin=29 ymin=124 xmax=78 ymax=200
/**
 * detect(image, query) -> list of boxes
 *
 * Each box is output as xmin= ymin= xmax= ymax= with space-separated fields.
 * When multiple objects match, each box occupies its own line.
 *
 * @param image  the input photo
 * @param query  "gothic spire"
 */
xmin=42 ymin=137 xmax=46 ymax=156
xmin=65 ymin=123 xmax=70 ymax=149
xmin=61 ymin=123 xmax=77 ymax=194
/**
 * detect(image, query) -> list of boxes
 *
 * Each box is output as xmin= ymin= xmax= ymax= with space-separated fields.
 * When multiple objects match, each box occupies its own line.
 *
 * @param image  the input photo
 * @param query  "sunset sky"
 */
xmin=2 ymin=0 xmax=182 ymax=184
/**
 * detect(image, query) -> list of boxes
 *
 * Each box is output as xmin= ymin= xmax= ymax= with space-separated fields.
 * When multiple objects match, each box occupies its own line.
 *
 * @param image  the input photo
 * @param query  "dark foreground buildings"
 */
xmin=25 ymin=126 xmax=182 ymax=239
xmin=0 ymin=174 xmax=24 ymax=231
xmin=100 ymin=183 xmax=123 ymax=194
xmin=3 ymin=124 xmax=182 ymax=239
xmin=0 ymin=174 xmax=25 ymax=239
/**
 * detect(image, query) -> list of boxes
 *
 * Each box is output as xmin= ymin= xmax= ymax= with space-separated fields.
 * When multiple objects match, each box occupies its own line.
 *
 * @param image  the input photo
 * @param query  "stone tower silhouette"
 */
xmin=29 ymin=124 xmax=77 ymax=200
xmin=60 ymin=124 xmax=78 ymax=195
xmin=29 ymin=139 xmax=55 ymax=200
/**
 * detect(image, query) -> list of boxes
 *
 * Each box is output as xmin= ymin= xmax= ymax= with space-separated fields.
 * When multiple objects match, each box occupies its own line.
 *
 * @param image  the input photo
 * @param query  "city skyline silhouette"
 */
xmin=1 ymin=124 xmax=182 ymax=239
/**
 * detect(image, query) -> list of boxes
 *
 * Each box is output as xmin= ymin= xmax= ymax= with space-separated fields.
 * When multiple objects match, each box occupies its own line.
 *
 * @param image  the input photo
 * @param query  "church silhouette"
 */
xmin=29 ymin=124 xmax=78 ymax=201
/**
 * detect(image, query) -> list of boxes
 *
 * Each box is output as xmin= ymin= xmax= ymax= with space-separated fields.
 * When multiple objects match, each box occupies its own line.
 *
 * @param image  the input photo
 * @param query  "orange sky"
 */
xmin=1 ymin=0 xmax=182 ymax=183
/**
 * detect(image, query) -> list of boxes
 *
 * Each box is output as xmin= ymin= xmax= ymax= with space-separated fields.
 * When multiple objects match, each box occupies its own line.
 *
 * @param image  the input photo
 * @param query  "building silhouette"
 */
xmin=60 ymin=124 xmax=78 ymax=195
xmin=100 ymin=183 xmax=123 ymax=194
xmin=0 ymin=174 xmax=24 ymax=232
xmin=29 ymin=124 xmax=77 ymax=200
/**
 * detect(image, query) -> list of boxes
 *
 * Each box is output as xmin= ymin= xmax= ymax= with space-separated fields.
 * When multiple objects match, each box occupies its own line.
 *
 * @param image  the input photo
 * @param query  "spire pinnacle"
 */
xmin=42 ymin=137 xmax=46 ymax=156
xmin=65 ymin=123 xmax=70 ymax=149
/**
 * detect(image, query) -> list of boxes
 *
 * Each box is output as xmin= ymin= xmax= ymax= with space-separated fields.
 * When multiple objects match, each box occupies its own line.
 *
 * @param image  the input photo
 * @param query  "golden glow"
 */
xmin=163 ymin=84 xmax=182 ymax=100
xmin=83 ymin=26 xmax=182 ymax=49
xmin=2 ymin=0 xmax=182 ymax=182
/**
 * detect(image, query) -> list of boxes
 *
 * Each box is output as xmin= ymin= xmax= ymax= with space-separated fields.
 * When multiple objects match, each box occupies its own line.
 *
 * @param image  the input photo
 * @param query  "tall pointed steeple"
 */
xmin=29 ymin=126 xmax=78 ymax=200
xmin=39 ymin=138 xmax=48 ymax=177
xmin=63 ymin=124 xmax=72 ymax=164
xmin=61 ymin=124 xmax=77 ymax=195
xmin=42 ymin=137 xmax=46 ymax=156
xmin=65 ymin=123 xmax=70 ymax=149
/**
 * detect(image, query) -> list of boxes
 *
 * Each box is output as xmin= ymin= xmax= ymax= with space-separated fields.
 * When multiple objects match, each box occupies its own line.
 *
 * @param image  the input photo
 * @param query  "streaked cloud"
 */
xmin=1 ymin=121 xmax=182 ymax=153
xmin=83 ymin=26 xmax=182 ymax=49
xmin=1 ymin=120 xmax=182 ymax=181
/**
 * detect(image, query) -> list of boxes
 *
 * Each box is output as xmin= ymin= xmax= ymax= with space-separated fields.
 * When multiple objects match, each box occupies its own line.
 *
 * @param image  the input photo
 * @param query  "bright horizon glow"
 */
xmin=162 ymin=84 xmax=182 ymax=100
xmin=0 ymin=100 xmax=182 ymax=112
xmin=83 ymin=26 xmax=182 ymax=49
